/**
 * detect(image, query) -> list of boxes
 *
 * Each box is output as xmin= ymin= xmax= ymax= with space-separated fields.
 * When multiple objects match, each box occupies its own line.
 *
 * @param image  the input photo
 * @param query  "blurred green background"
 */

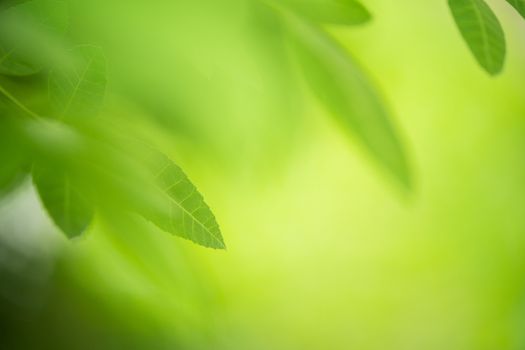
xmin=2 ymin=0 xmax=525 ymax=349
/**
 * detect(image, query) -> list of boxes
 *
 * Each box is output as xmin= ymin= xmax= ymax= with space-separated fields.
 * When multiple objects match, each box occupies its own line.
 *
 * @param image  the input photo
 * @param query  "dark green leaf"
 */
xmin=448 ymin=0 xmax=506 ymax=75
xmin=33 ymin=164 xmax=93 ymax=238
xmin=0 ymin=0 xmax=68 ymax=76
xmin=49 ymin=45 xmax=106 ymax=119
xmin=280 ymin=0 xmax=371 ymax=25
xmin=286 ymin=15 xmax=411 ymax=188
xmin=0 ymin=117 xmax=28 ymax=196
xmin=505 ymin=0 xmax=525 ymax=19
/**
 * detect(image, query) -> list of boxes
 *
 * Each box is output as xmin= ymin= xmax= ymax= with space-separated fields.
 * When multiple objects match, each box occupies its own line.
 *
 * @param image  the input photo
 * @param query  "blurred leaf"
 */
xmin=286 ymin=15 xmax=411 ymax=188
xmin=448 ymin=0 xmax=506 ymax=75
xmin=505 ymin=0 xmax=525 ymax=19
xmin=0 ymin=0 xmax=68 ymax=76
xmin=138 ymin=147 xmax=225 ymax=249
xmin=49 ymin=45 xmax=106 ymax=119
xmin=33 ymin=164 xmax=93 ymax=238
xmin=27 ymin=121 xmax=92 ymax=238
xmin=0 ymin=166 xmax=26 ymax=197
xmin=0 ymin=117 xmax=28 ymax=196
xmin=22 ymin=118 xmax=85 ymax=163
xmin=280 ymin=0 xmax=371 ymax=25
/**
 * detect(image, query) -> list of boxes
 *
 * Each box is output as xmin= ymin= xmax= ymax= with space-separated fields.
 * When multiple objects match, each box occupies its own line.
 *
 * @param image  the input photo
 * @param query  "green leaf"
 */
xmin=139 ymin=148 xmax=225 ymax=249
xmin=0 ymin=0 xmax=68 ymax=76
xmin=0 ymin=117 xmax=28 ymax=196
xmin=286 ymin=15 xmax=411 ymax=189
xmin=448 ymin=0 xmax=506 ymax=75
xmin=49 ymin=45 xmax=107 ymax=119
xmin=280 ymin=0 xmax=371 ymax=25
xmin=33 ymin=164 xmax=93 ymax=238
xmin=0 ymin=164 xmax=26 ymax=196
xmin=505 ymin=0 xmax=525 ymax=19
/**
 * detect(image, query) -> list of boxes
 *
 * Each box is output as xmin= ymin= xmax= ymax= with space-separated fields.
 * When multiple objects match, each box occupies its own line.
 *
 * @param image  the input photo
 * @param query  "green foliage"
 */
xmin=1 ymin=0 xmax=520 ymax=249
xmin=0 ymin=0 xmax=225 ymax=248
xmin=448 ymin=0 xmax=506 ymax=75
xmin=31 ymin=45 xmax=105 ymax=238
xmin=1 ymin=1 xmax=525 ymax=348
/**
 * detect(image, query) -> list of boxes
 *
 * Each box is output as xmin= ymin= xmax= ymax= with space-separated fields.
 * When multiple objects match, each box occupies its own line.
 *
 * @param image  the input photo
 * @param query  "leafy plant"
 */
xmin=448 ymin=0 xmax=525 ymax=75
xmin=1 ymin=0 xmax=520 ymax=250
xmin=0 ymin=0 xmax=225 ymax=249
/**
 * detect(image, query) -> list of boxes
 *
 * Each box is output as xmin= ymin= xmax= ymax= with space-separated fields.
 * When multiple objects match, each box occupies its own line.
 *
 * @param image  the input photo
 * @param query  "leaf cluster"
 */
xmin=0 ymin=0 xmax=225 ymax=249
xmin=2 ymin=0 xmax=517 ymax=251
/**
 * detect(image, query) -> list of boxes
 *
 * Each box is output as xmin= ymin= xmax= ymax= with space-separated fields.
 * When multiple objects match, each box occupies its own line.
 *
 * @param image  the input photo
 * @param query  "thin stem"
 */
xmin=0 ymin=83 xmax=41 ymax=119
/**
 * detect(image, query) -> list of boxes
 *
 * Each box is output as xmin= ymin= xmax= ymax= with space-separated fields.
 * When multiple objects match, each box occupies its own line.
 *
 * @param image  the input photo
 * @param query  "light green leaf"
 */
xmin=448 ymin=0 xmax=506 ymax=75
xmin=49 ymin=45 xmax=106 ymax=119
xmin=139 ymin=148 xmax=225 ymax=249
xmin=286 ymin=15 xmax=411 ymax=188
xmin=505 ymin=0 xmax=525 ymax=19
xmin=280 ymin=0 xmax=371 ymax=25
xmin=33 ymin=164 xmax=93 ymax=238
xmin=0 ymin=0 xmax=68 ymax=76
